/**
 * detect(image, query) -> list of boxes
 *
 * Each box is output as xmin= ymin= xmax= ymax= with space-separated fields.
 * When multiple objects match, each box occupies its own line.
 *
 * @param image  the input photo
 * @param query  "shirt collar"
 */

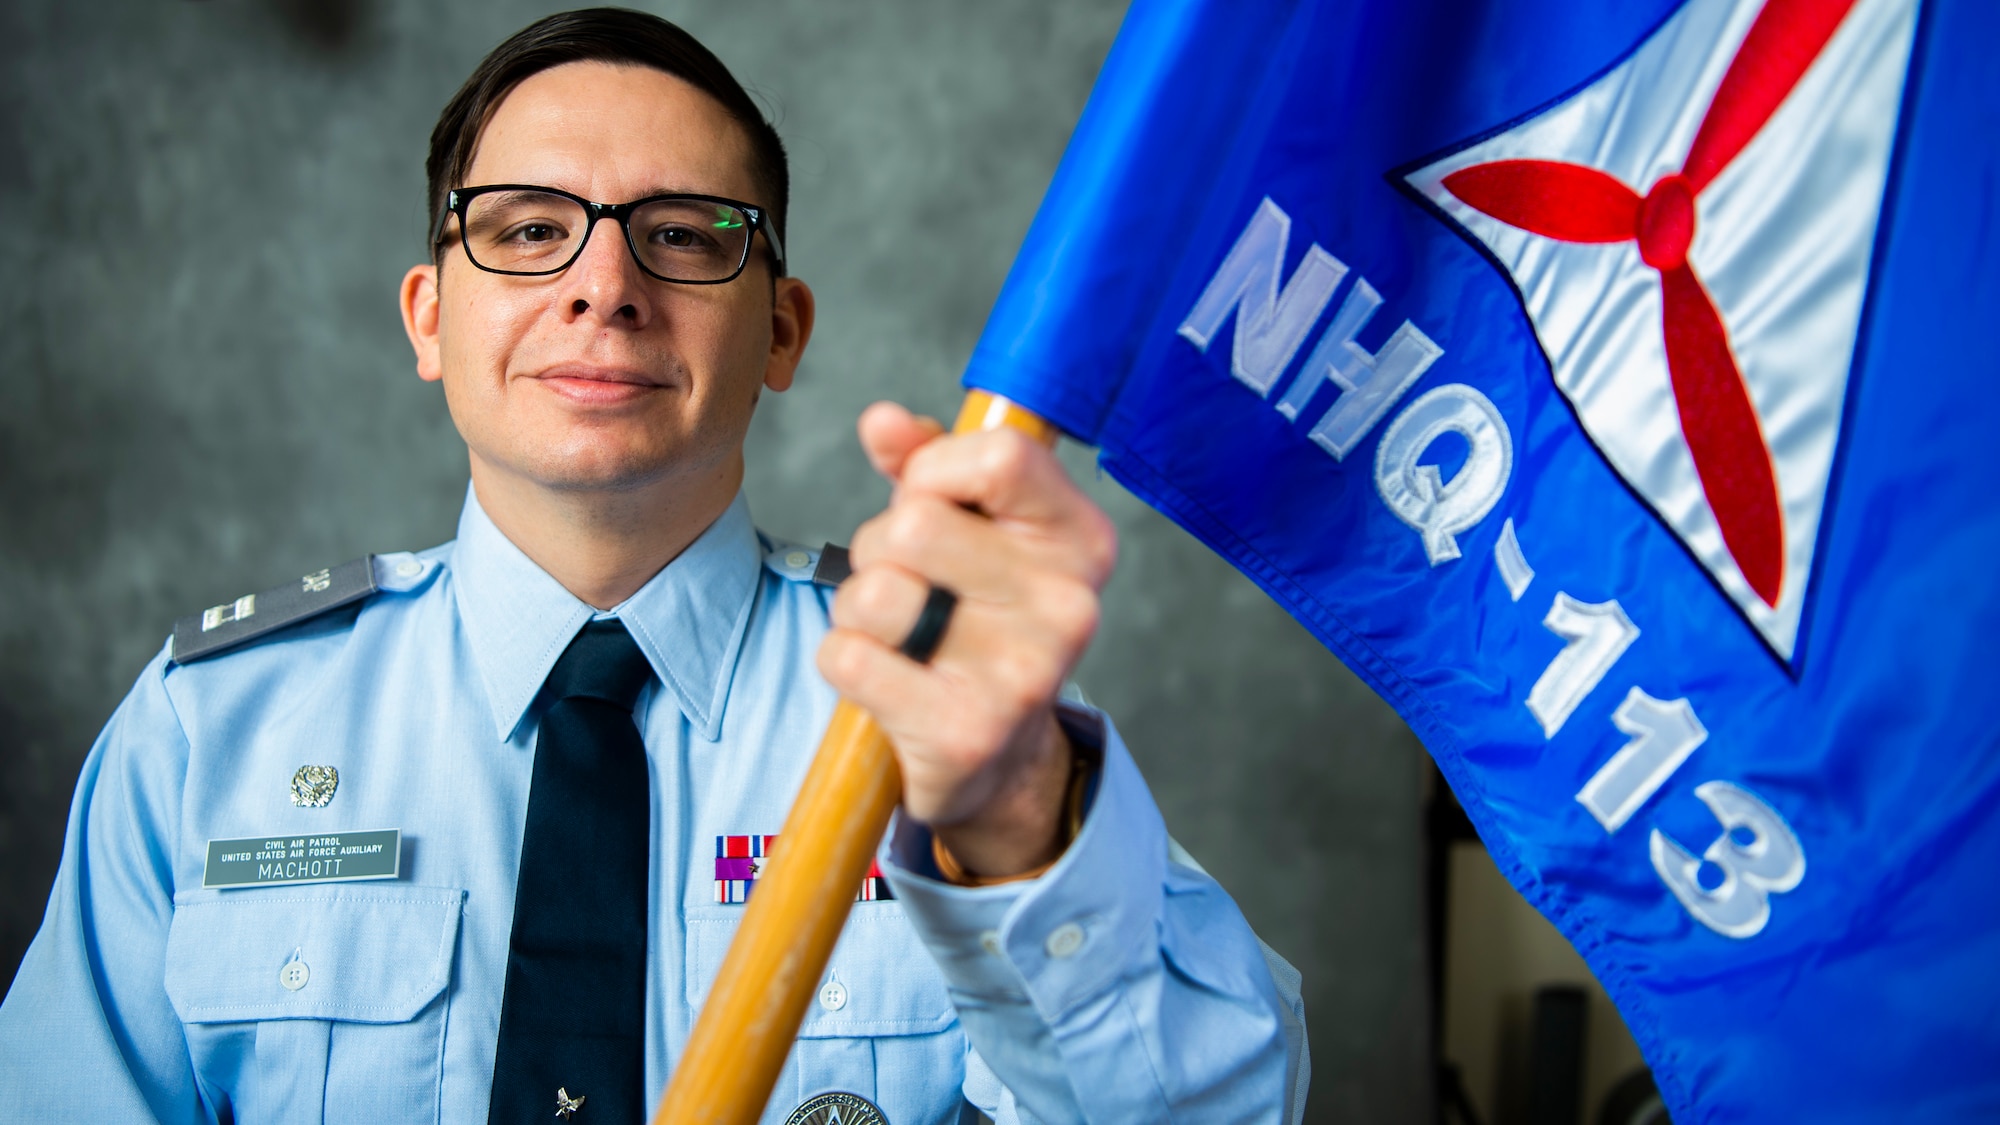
xmin=450 ymin=485 xmax=763 ymax=742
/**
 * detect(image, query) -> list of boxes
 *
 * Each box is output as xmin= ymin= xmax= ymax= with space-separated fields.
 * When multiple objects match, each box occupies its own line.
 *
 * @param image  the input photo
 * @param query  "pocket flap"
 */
xmin=164 ymin=886 xmax=463 ymax=1025
xmin=688 ymin=904 xmax=956 ymax=1038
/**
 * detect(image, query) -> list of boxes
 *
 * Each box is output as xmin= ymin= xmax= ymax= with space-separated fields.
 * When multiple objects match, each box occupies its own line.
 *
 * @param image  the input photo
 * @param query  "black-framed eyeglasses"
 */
xmin=431 ymin=184 xmax=786 ymax=284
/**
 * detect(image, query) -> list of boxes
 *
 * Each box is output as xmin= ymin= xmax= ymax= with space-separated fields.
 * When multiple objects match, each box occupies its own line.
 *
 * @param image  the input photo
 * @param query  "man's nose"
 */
xmin=557 ymin=215 xmax=650 ymax=327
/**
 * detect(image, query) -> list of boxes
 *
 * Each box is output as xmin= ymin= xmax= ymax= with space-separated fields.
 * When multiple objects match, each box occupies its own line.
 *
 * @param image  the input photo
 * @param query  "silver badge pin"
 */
xmin=785 ymin=1091 xmax=888 ymax=1125
xmin=555 ymin=1087 xmax=586 ymax=1119
xmin=290 ymin=765 xmax=339 ymax=808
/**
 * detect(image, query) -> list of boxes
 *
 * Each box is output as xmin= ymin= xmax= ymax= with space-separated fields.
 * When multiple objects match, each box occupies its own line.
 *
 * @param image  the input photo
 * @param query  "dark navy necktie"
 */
xmin=489 ymin=620 xmax=653 ymax=1123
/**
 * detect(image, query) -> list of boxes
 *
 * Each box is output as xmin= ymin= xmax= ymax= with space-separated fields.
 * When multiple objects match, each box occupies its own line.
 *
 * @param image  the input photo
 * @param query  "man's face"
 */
xmin=403 ymin=62 xmax=810 ymax=497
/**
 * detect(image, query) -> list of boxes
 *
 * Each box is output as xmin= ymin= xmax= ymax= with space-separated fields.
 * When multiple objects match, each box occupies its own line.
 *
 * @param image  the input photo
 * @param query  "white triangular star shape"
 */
xmin=1406 ymin=0 xmax=1917 ymax=659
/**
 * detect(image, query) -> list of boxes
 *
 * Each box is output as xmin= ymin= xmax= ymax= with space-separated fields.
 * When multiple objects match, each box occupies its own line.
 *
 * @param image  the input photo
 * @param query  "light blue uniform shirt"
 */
xmin=0 ymin=488 xmax=1307 ymax=1124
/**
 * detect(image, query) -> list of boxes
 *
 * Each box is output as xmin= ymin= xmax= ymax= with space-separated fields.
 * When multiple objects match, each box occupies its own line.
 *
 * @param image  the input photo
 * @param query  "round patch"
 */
xmin=784 ymin=1090 xmax=888 ymax=1125
xmin=290 ymin=764 xmax=339 ymax=808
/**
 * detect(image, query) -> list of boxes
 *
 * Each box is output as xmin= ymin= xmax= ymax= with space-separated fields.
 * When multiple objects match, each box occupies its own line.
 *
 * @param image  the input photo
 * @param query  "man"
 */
xmin=0 ymin=10 xmax=1305 ymax=1123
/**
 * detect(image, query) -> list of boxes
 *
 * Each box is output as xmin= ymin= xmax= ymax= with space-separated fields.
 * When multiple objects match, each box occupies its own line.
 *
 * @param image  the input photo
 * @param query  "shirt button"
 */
xmin=1045 ymin=922 xmax=1086 ymax=959
xmin=279 ymin=959 xmax=310 ymax=991
xmin=817 ymin=978 xmax=848 ymax=1011
xmin=785 ymin=550 xmax=811 ymax=569
xmin=395 ymin=559 xmax=422 ymax=578
xmin=978 ymin=930 xmax=1003 ymax=957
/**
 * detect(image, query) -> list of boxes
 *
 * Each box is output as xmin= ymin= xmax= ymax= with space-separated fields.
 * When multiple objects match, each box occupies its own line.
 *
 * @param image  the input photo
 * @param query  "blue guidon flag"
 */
xmin=965 ymin=0 xmax=1999 ymax=1118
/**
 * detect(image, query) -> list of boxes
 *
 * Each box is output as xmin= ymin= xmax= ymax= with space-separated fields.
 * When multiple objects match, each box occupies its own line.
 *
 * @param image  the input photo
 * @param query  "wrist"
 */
xmin=932 ymin=704 xmax=1104 ymax=880
xmin=931 ymin=710 xmax=1078 ymax=882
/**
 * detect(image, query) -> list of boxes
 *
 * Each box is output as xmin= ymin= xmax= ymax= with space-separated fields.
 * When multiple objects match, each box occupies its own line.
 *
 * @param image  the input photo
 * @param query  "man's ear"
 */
xmin=763 ymin=276 xmax=815 ymax=394
xmin=400 ymin=263 xmax=444 ymax=383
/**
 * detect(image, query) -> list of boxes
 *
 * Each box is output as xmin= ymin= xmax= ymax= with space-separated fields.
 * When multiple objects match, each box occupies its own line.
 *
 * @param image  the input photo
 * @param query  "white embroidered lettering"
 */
xmin=1374 ymin=383 xmax=1512 ymax=564
xmin=1650 ymin=781 xmax=1804 ymax=938
xmin=1277 ymin=276 xmax=1444 ymax=459
xmin=1493 ymin=517 xmax=1534 ymax=602
xmin=1179 ymin=197 xmax=1347 ymax=396
xmin=1576 ymin=688 xmax=1707 ymax=831
xmin=1525 ymin=594 xmax=1639 ymax=738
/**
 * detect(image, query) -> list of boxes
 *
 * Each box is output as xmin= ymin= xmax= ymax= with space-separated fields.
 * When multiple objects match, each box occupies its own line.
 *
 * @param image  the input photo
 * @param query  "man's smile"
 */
xmin=527 ymin=362 xmax=673 ymax=406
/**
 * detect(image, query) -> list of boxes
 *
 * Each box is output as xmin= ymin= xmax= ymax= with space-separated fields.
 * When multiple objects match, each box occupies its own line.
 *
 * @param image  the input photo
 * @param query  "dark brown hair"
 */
xmin=425 ymin=8 xmax=789 ymax=272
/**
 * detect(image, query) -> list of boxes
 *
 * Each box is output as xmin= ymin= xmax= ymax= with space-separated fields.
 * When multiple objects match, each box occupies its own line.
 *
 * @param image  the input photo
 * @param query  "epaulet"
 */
xmin=761 ymin=541 xmax=851 ymax=588
xmin=170 ymin=556 xmax=378 ymax=665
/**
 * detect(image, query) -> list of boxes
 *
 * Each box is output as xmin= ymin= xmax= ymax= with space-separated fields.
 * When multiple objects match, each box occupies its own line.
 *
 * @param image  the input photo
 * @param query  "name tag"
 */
xmin=203 ymin=829 xmax=401 ymax=889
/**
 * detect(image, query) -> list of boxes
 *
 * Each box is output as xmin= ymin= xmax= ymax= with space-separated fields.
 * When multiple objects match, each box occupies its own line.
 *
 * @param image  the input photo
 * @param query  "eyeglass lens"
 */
xmin=460 ymin=190 xmax=753 ymax=281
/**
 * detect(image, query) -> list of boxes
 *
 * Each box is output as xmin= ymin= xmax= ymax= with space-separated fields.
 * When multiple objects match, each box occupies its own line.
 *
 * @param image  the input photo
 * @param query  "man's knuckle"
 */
xmin=827 ymin=588 xmax=857 ymax=630
xmin=1087 ymin=514 xmax=1119 ymax=578
xmin=883 ymin=503 xmax=937 ymax=557
xmin=1052 ymin=586 xmax=1101 ymax=649
xmin=848 ymin=570 xmax=901 ymax=621
xmin=992 ymin=646 xmax=1058 ymax=701
xmin=814 ymin=639 xmax=843 ymax=681
xmin=848 ymin=516 xmax=885 ymax=566
xmin=1019 ymin=573 xmax=1096 ymax=646
xmin=820 ymin=634 xmax=871 ymax=683
xmin=981 ymin=432 xmax=1035 ymax=483
xmin=903 ymin=436 xmax=951 ymax=481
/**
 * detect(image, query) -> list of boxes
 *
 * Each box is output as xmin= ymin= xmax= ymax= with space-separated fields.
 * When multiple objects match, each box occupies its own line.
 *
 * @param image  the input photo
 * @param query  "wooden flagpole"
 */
xmin=650 ymin=390 xmax=1059 ymax=1125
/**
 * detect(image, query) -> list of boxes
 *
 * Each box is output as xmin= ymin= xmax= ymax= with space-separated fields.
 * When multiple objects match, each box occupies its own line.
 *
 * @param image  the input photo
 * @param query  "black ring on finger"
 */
xmin=898 ymin=585 xmax=958 ymax=664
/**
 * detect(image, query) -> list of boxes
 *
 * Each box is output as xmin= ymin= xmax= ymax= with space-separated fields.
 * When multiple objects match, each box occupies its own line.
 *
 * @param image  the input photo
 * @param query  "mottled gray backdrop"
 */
xmin=0 ymin=2 xmax=1429 ymax=1119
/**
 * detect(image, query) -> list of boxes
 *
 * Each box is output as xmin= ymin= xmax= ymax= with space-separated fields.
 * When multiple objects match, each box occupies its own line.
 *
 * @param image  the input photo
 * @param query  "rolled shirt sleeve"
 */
xmin=881 ymin=706 xmax=1307 ymax=1124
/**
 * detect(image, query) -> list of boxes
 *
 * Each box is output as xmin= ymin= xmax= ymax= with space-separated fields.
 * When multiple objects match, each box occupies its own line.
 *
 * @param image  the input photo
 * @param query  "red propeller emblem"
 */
xmin=1442 ymin=0 xmax=1856 ymax=607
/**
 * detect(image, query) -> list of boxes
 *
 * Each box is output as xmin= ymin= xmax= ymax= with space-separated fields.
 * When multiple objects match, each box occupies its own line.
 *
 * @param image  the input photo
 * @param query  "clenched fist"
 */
xmin=817 ymin=401 xmax=1118 ymax=879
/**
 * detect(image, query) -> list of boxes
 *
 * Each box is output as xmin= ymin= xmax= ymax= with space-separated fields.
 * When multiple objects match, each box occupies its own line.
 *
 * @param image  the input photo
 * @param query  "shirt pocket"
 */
xmin=164 ymin=885 xmax=464 ymax=1125
xmin=687 ymin=902 xmax=967 ymax=1124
